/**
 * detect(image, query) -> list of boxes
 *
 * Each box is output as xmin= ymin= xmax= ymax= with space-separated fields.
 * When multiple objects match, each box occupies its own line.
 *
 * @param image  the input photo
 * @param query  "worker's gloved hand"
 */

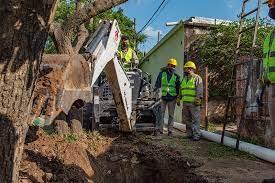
xmin=194 ymin=97 xmax=201 ymax=106
xmin=176 ymin=97 xmax=181 ymax=106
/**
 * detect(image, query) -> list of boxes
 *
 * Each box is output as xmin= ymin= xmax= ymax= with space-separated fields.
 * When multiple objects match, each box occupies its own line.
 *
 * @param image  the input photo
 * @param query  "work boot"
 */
xmin=168 ymin=131 xmax=173 ymax=137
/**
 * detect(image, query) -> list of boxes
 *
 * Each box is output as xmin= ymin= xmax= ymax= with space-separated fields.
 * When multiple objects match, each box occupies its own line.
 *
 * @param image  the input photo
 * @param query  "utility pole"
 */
xmin=204 ymin=66 xmax=209 ymax=131
xmin=134 ymin=18 xmax=136 ymax=50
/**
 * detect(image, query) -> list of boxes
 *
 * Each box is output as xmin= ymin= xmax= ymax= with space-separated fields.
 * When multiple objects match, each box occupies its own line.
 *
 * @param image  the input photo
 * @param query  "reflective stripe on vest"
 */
xmin=120 ymin=48 xmax=133 ymax=68
xmin=263 ymin=29 xmax=275 ymax=83
xmin=161 ymin=72 xmax=177 ymax=97
xmin=181 ymin=76 xmax=196 ymax=103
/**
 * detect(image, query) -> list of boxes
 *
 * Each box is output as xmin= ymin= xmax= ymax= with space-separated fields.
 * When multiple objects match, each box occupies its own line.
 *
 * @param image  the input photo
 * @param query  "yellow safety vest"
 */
xmin=181 ymin=76 xmax=197 ymax=103
xmin=120 ymin=48 xmax=133 ymax=68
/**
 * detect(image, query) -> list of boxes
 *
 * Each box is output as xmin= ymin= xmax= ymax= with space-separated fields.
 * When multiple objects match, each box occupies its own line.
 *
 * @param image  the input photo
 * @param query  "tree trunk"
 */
xmin=0 ymin=1 xmax=57 ymax=182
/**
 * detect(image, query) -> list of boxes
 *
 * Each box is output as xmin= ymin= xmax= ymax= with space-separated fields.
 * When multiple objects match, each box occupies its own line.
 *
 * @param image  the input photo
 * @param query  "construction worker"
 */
xmin=261 ymin=1 xmax=275 ymax=182
xmin=118 ymin=35 xmax=139 ymax=69
xmin=256 ymin=0 xmax=275 ymax=147
xmin=155 ymin=58 xmax=181 ymax=136
xmin=179 ymin=61 xmax=203 ymax=141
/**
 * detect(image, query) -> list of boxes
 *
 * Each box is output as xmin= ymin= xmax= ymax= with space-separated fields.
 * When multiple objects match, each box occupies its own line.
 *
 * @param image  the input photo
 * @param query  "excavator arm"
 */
xmin=30 ymin=20 xmax=134 ymax=132
xmin=84 ymin=20 xmax=133 ymax=131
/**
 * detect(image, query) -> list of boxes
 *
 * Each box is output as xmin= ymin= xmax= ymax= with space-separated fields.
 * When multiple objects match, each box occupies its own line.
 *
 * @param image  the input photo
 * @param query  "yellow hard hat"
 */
xmin=184 ymin=61 xmax=196 ymax=70
xmin=168 ymin=58 xmax=177 ymax=67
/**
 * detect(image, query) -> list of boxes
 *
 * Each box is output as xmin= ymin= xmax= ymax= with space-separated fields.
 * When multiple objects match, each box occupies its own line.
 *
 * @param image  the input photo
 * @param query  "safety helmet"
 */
xmin=184 ymin=61 xmax=196 ymax=70
xmin=167 ymin=58 xmax=177 ymax=67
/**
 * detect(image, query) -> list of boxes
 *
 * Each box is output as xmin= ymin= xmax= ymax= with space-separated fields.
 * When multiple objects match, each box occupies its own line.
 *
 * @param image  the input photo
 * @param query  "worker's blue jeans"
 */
xmin=182 ymin=103 xmax=201 ymax=139
xmin=159 ymin=99 xmax=176 ymax=134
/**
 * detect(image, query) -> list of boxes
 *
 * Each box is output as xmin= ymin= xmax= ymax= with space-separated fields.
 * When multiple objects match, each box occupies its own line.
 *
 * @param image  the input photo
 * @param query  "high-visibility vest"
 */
xmin=181 ymin=76 xmax=196 ymax=103
xmin=263 ymin=29 xmax=275 ymax=84
xmin=120 ymin=48 xmax=133 ymax=68
xmin=161 ymin=72 xmax=177 ymax=97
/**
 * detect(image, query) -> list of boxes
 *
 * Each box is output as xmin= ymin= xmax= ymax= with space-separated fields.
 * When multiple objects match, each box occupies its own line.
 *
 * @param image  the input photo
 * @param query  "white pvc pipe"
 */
xmin=165 ymin=121 xmax=275 ymax=163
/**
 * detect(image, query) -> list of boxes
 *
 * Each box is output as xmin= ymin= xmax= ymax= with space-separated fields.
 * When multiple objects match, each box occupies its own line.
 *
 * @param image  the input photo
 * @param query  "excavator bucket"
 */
xmin=30 ymin=54 xmax=91 ymax=126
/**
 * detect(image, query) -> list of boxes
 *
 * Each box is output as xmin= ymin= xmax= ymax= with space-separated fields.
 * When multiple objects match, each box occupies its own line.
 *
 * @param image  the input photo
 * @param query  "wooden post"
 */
xmin=205 ymin=66 xmax=209 ymax=130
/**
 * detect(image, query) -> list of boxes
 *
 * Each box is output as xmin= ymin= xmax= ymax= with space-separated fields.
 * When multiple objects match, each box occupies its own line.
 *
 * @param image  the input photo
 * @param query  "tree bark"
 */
xmin=49 ymin=0 xmax=127 ymax=54
xmin=0 ymin=0 xmax=57 ymax=182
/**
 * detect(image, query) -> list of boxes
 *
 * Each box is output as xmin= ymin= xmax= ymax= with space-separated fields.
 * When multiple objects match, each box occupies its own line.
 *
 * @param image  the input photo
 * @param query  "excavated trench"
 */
xmin=19 ymin=128 xmax=207 ymax=183
xmin=92 ymin=136 xmax=207 ymax=183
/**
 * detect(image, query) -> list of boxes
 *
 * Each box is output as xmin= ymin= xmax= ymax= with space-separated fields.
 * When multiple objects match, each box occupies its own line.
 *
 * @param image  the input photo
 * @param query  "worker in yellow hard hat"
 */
xmin=178 ymin=61 xmax=203 ymax=141
xmin=256 ymin=0 xmax=275 ymax=152
xmin=155 ymin=58 xmax=181 ymax=137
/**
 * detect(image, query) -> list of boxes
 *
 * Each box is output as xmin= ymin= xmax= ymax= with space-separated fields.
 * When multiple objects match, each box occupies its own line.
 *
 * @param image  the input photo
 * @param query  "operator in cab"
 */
xmin=118 ymin=35 xmax=139 ymax=69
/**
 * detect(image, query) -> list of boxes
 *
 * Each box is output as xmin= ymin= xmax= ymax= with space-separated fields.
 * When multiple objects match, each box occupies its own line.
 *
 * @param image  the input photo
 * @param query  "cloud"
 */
xmin=144 ymin=26 xmax=163 ymax=38
xmin=225 ymin=0 xmax=233 ymax=8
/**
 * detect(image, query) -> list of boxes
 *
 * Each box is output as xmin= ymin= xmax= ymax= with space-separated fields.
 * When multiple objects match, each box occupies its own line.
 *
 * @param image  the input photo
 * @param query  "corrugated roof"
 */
xmin=186 ymin=16 xmax=231 ymax=25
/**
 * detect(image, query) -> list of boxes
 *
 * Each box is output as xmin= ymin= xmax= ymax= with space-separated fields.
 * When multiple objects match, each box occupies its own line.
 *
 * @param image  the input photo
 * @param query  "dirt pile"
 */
xmin=19 ymin=128 xmax=207 ymax=183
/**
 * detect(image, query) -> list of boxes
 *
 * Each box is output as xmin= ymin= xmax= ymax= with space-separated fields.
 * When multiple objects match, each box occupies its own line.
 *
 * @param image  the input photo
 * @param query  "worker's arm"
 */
xmin=175 ymin=74 xmax=181 ymax=96
xmin=132 ymin=50 xmax=139 ymax=68
xmin=176 ymin=74 xmax=181 ymax=106
xmin=195 ymin=75 xmax=203 ymax=99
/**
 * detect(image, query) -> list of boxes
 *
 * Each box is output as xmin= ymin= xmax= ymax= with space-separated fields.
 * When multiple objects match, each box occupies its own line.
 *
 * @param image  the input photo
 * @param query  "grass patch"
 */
xmin=228 ymin=133 xmax=265 ymax=146
xmin=86 ymin=131 xmax=109 ymax=152
xmin=206 ymin=122 xmax=217 ymax=132
xmin=147 ymin=136 xmax=257 ymax=161
xmin=204 ymin=141 xmax=257 ymax=160
xmin=65 ymin=134 xmax=78 ymax=143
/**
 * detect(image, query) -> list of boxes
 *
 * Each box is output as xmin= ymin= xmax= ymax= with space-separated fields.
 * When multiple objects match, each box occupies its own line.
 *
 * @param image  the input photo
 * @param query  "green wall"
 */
xmin=140 ymin=26 xmax=184 ymax=123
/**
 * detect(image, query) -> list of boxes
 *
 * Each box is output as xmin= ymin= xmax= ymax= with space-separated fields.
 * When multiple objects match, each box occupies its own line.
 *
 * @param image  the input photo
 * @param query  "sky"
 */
xmin=117 ymin=0 xmax=272 ymax=52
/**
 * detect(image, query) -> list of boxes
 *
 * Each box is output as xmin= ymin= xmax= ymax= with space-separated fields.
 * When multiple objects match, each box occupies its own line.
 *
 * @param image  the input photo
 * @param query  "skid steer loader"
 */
xmin=30 ymin=20 xmax=160 ymax=133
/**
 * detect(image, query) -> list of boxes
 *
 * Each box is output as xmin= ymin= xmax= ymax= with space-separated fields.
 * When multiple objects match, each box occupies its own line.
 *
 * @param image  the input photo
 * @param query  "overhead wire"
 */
xmin=146 ymin=0 xmax=172 ymax=29
xmin=137 ymin=0 xmax=167 ymax=34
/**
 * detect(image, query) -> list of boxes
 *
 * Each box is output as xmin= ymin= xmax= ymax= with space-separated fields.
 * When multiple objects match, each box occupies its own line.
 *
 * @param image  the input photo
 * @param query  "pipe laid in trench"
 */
xmin=165 ymin=121 xmax=275 ymax=163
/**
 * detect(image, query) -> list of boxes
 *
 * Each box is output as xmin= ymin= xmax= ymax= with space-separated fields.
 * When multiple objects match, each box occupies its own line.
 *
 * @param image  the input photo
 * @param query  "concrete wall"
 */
xmin=140 ymin=27 xmax=184 ymax=122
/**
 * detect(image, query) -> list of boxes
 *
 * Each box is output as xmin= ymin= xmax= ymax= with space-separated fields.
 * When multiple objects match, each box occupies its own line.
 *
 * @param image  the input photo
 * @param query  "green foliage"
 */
xmin=65 ymin=134 xmax=78 ymax=143
xmin=188 ymin=19 xmax=273 ymax=98
xmin=44 ymin=37 xmax=57 ymax=54
xmin=54 ymin=0 xmax=76 ymax=23
xmin=44 ymin=0 xmax=146 ymax=56
xmin=206 ymin=122 xmax=217 ymax=132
